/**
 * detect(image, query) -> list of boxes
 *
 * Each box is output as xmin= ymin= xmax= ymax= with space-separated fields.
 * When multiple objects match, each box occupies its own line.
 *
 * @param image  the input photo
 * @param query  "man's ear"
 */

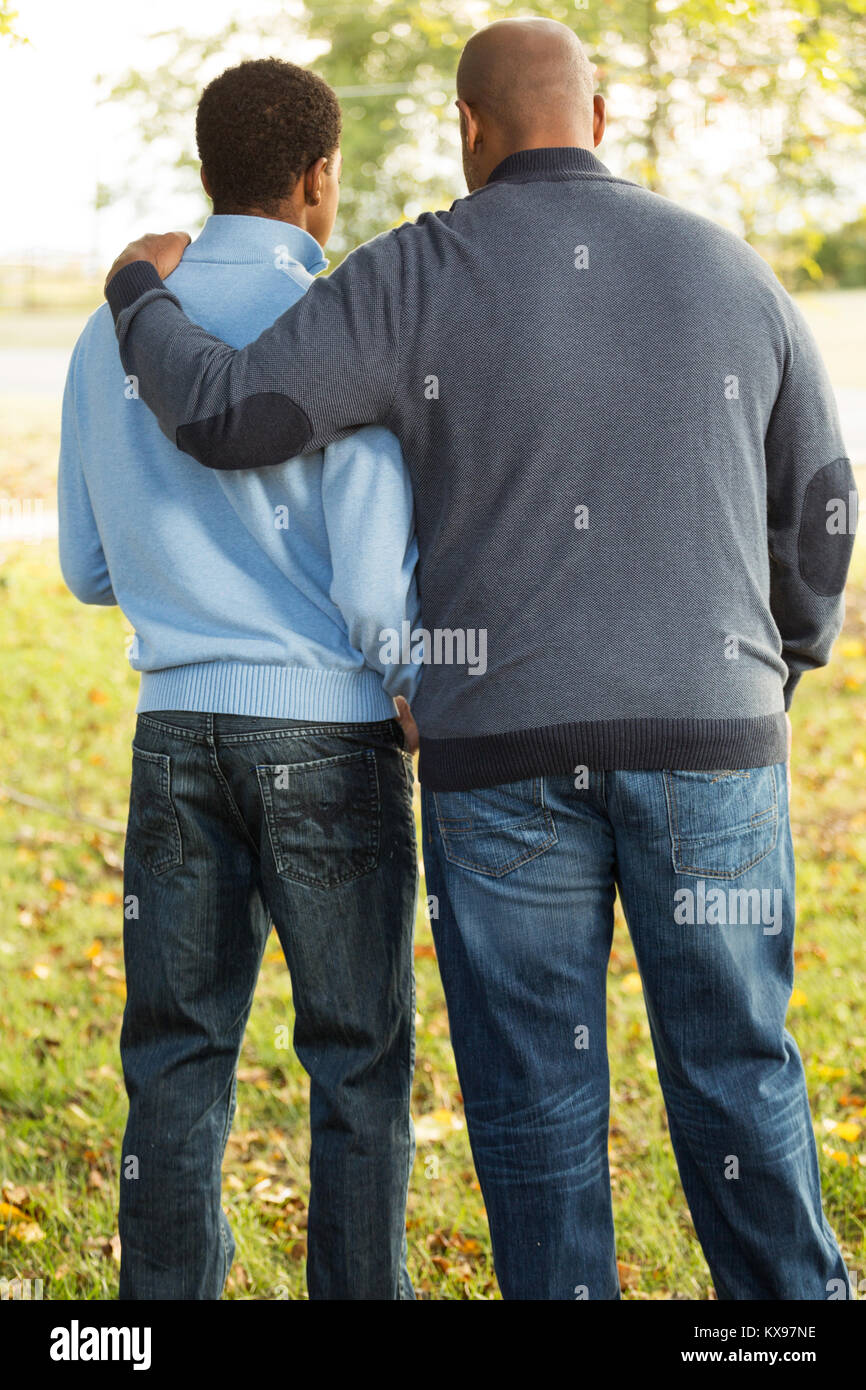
xmin=200 ymin=166 xmax=212 ymax=200
xmin=303 ymin=156 xmax=328 ymax=207
xmin=593 ymin=95 xmax=606 ymax=148
xmin=456 ymin=98 xmax=482 ymax=154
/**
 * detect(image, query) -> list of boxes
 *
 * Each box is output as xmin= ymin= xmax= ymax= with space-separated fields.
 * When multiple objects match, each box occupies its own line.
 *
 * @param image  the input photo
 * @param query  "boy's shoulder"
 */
xmin=65 ymin=301 xmax=124 ymax=385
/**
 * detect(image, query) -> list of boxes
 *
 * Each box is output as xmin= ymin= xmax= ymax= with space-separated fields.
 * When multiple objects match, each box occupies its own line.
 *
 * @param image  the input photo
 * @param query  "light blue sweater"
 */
xmin=59 ymin=215 xmax=420 ymax=720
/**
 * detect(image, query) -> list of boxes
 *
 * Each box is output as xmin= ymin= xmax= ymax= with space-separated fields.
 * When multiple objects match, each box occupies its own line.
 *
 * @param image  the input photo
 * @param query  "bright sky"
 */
xmin=2 ymin=0 xmax=862 ymax=266
xmin=0 ymin=0 xmax=315 ymax=263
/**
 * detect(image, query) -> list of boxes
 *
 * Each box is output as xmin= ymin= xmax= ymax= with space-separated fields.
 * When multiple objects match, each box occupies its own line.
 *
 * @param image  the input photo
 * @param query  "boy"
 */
xmin=59 ymin=58 xmax=420 ymax=1300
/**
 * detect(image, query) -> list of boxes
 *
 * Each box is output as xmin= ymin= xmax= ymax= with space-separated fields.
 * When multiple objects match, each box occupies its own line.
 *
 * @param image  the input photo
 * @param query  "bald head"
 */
xmin=455 ymin=18 xmax=603 ymax=190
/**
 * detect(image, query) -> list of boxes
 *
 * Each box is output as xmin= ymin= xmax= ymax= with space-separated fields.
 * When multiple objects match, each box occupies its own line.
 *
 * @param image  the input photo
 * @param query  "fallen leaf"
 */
xmin=237 ymin=1067 xmax=270 ymax=1084
xmin=256 ymin=1186 xmax=295 ymax=1205
xmin=0 ymin=1201 xmax=28 ymax=1221
xmin=10 ymin=1220 xmax=45 ymax=1243
xmin=835 ymin=1121 xmax=861 ymax=1143
xmin=65 ymin=1103 xmax=92 ymax=1129
xmin=90 ymin=890 xmax=120 ymax=906
xmin=1 ymin=1185 xmax=31 ymax=1208
xmin=414 ymin=1108 xmax=465 ymax=1143
xmin=822 ymin=1143 xmax=851 ymax=1167
xmin=617 ymin=1260 xmax=642 ymax=1290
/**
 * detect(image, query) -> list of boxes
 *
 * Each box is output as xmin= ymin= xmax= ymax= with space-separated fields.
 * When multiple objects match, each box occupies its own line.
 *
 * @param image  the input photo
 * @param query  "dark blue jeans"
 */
xmin=422 ymin=766 xmax=850 ymax=1301
xmin=119 ymin=712 xmax=418 ymax=1301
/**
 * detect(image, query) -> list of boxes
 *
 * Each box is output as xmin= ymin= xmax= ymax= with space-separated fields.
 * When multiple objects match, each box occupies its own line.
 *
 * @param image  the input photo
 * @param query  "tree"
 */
xmin=102 ymin=3 xmax=472 ymax=259
xmin=0 ymin=2 xmax=26 ymax=42
xmin=103 ymin=0 xmax=866 ymax=272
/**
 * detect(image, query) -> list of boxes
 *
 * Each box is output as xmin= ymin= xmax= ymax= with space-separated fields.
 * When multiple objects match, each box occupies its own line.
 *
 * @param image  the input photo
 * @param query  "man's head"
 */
xmin=456 ymin=18 xmax=605 ymax=191
xmin=196 ymin=58 xmax=342 ymax=247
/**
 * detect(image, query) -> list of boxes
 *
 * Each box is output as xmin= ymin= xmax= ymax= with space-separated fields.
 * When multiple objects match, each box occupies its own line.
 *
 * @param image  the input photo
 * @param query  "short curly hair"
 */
xmin=196 ymin=58 xmax=342 ymax=214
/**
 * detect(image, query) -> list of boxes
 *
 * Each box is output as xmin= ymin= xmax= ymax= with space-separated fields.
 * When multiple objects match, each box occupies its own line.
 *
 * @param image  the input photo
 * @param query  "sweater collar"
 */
xmin=486 ymin=146 xmax=612 ymax=186
xmin=184 ymin=215 xmax=328 ymax=274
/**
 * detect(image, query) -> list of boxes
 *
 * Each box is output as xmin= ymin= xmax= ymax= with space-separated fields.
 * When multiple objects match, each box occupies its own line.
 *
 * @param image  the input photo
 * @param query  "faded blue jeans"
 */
xmin=119 ymin=712 xmax=417 ymax=1301
xmin=422 ymin=765 xmax=850 ymax=1300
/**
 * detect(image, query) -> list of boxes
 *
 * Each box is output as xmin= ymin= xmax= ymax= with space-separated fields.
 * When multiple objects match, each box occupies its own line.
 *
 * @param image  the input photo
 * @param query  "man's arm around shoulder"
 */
xmin=104 ymin=227 xmax=405 ymax=473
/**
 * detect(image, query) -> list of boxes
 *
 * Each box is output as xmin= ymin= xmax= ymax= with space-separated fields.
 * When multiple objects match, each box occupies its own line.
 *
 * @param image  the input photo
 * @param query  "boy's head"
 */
xmin=196 ymin=58 xmax=342 ymax=247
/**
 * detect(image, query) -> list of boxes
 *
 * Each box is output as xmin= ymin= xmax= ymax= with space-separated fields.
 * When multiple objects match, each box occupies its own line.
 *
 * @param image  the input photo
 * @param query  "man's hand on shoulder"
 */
xmin=104 ymin=232 xmax=191 ymax=294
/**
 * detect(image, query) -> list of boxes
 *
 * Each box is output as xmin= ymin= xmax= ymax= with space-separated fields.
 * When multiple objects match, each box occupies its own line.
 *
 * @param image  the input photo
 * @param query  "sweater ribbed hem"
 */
xmin=417 ymin=714 xmax=789 ymax=792
xmin=137 ymin=662 xmax=396 ymax=722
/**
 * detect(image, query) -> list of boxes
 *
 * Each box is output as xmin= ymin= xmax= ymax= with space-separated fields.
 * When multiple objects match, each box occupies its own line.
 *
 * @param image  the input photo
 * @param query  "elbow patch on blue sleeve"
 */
xmin=798 ymin=457 xmax=857 ymax=596
xmin=176 ymin=392 xmax=312 ymax=471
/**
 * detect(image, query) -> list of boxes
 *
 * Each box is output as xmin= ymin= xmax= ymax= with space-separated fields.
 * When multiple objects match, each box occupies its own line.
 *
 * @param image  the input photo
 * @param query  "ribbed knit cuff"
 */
xmin=105 ymin=261 xmax=165 ymax=322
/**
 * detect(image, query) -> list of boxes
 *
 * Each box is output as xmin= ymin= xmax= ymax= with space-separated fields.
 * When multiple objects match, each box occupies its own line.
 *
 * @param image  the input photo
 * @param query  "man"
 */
xmin=60 ymin=58 xmax=421 ymax=1301
xmin=103 ymin=19 xmax=857 ymax=1299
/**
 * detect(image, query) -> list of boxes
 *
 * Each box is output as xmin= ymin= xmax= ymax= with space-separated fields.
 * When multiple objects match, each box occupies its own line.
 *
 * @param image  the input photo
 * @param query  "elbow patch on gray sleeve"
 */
xmin=176 ymin=392 xmax=312 ymax=471
xmin=798 ymin=457 xmax=857 ymax=596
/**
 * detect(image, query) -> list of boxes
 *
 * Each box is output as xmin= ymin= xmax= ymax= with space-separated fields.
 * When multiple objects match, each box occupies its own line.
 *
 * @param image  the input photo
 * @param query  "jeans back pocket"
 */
xmin=256 ymin=749 xmax=380 ymax=888
xmin=127 ymin=746 xmax=184 ymax=875
xmin=663 ymin=766 xmax=779 ymax=879
xmin=432 ymin=777 xmax=557 ymax=878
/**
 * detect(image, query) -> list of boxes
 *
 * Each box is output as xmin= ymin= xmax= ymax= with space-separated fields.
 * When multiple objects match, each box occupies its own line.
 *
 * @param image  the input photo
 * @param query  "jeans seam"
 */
xmin=218 ymin=1069 xmax=239 ymax=1292
xmin=401 ymin=865 xmax=418 ymax=1301
xmin=207 ymin=738 xmax=259 ymax=855
xmin=396 ymin=760 xmax=418 ymax=1300
xmin=136 ymin=714 xmax=401 ymax=745
xmin=217 ymin=720 xmax=400 ymax=745
xmin=136 ymin=715 xmax=209 ymax=743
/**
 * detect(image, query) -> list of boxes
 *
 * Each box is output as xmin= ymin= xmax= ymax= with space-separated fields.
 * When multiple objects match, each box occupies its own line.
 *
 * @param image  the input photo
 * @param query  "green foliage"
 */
xmin=769 ymin=211 xmax=866 ymax=291
xmin=1 ymin=537 xmax=864 ymax=1298
xmin=100 ymin=2 xmax=866 ymax=265
xmin=0 ymin=294 xmax=863 ymax=1297
xmin=0 ymin=1 xmax=25 ymax=42
xmin=812 ymin=211 xmax=866 ymax=288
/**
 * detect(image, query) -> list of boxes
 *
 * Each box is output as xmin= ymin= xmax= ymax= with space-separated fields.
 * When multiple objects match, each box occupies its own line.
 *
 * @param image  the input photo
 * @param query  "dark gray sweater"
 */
xmin=107 ymin=146 xmax=856 ymax=791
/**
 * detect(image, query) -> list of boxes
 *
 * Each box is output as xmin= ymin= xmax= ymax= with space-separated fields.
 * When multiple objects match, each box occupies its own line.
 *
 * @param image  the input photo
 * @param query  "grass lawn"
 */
xmin=0 ymin=538 xmax=864 ymax=1300
xmin=1 ymin=285 xmax=864 ymax=1299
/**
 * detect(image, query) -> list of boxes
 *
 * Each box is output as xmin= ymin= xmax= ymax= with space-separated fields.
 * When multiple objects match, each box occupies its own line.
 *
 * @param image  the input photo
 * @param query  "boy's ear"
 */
xmin=200 ymin=166 xmax=212 ymax=199
xmin=304 ymin=156 xmax=328 ymax=207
